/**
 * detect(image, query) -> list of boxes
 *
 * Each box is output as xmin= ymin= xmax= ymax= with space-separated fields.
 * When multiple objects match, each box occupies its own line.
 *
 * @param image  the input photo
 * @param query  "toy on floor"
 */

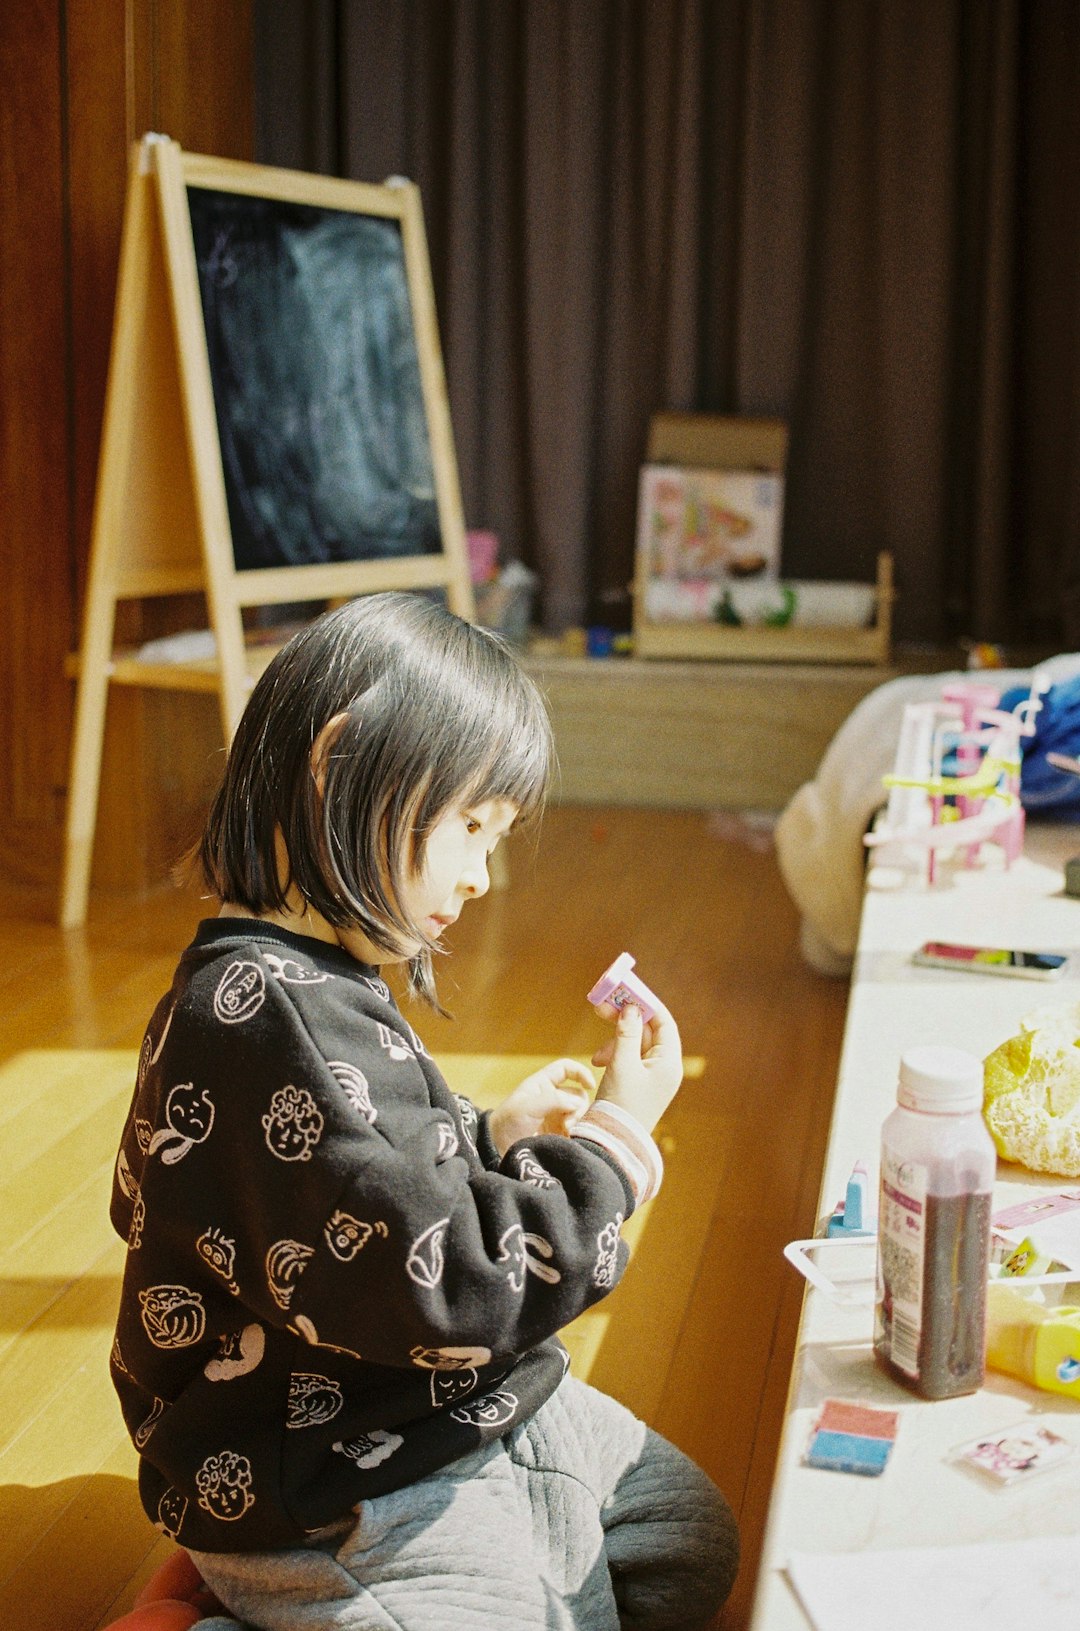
xmin=864 ymin=672 xmax=1050 ymax=882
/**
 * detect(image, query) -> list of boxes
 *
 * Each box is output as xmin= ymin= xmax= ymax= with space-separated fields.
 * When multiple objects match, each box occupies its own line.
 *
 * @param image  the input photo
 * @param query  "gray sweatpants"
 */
xmin=190 ymin=1375 xmax=738 ymax=1631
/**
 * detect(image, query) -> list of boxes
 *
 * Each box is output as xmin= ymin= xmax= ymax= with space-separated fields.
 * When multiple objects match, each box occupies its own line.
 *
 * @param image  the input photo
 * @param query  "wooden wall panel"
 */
xmin=0 ymin=3 xmax=74 ymax=896
xmin=66 ymin=0 xmax=149 ymax=623
xmin=154 ymin=2 xmax=255 ymax=157
xmin=0 ymin=0 xmax=253 ymax=912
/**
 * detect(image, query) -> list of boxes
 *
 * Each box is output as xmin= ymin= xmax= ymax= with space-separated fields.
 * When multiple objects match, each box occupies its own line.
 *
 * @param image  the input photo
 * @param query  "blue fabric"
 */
xmin=1001 ymin=676 xmax=1080 ymax=814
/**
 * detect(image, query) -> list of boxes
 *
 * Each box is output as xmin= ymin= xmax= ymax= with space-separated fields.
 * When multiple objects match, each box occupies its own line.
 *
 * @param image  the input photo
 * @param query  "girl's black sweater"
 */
xmin=109 ymin=920 xmax=634 ymax=1552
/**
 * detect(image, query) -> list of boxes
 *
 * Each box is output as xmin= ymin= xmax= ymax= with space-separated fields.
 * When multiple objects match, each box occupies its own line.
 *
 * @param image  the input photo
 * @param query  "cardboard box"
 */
xmin=637 ymin=464 xmax=785 ymax=621
xmin=632 ymin=413 xmax=892 ymax=664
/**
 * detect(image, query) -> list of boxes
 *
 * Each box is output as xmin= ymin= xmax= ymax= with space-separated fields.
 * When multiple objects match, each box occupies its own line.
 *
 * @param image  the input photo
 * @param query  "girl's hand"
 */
xmin=590 ymin=1015 xmax=657 ymax=1067
xmin=594 ymin=999 xmax=683 ymax=1135
xmin=489 ymin=1059 xmax=594 ymax=1155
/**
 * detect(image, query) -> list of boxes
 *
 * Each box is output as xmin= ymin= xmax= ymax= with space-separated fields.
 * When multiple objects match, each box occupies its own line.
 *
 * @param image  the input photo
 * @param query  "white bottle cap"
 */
xmin=897 ymin=1045 xmax=984 ymax=1113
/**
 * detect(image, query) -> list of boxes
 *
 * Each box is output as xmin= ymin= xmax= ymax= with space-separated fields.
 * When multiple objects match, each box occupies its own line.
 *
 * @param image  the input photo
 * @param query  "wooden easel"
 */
xmin=61 ymin=136 xmax=474 ymax=927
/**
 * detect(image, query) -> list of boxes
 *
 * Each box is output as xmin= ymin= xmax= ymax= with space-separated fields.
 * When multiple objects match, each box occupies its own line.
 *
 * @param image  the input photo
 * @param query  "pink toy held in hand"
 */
xmin=587 ymin=953 xmax=658 ymax=1025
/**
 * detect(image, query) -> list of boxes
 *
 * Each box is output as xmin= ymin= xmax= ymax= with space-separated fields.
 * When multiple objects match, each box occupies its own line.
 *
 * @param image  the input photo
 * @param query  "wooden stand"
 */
xmin=60 ymin=137 xmax=473 ymax=927
xmin=633 ymin=551 xmax=894 ymax=664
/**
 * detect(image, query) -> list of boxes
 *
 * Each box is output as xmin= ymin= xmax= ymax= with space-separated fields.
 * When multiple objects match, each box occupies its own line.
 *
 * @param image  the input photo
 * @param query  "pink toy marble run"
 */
xmin=864 ymin=672 xmax=1050 ymax=883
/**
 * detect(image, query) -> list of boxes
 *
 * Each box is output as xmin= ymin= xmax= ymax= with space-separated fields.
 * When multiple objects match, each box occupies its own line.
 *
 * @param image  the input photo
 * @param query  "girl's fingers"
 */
xmin=522 ymin=1059 xmax=594 ymax=1096
xmin=557 ymin=1084 xmax=592 ymax=1110
xmin=551 ymin=1058 xmax=595 ymax=1093
xmin=592 ymin=1022 xmax=655 ymax=1067
xmin=641 ymin=1001 xmax=680 ymax=1060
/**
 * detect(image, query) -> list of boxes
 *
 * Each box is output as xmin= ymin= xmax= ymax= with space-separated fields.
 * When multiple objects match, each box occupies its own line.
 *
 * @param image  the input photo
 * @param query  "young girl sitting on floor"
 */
xmin=109 ymin=593 xmax=739 ymax=1630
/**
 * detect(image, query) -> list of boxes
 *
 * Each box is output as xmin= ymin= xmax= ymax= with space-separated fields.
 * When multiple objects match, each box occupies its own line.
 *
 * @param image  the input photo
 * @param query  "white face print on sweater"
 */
xmin=138 ymin=1284 xmax=207 ymax=1349
xmin=429 ymin=1369 xmax=479 ymax=1408
xmin=328 ymin=1060 xmax=377 ymax=1123
xmin=263 ymin=953 xmax=329 ymax=987
xmin=324 ymin=1211 xmax=388 ymax=1261
xmin=594 ymin=1214 xmax=623 ymax=1290
xmin=406 ymin=1218 xmax=450 ymax=1288
xmin=497 ymin=1225 xmax=562 ymax=1292
xmin=204 ymin=1324 xmax=265 ymax=1382
xmin=148 ymin=1082 xmax=215 ymax=1165
xmin=195 ymin=1450 xmax=255 ymax=1521
xmin=450 ymin=1389 xmax=518 ymax=1429
xmin=286 ymin=1372 xmax=344 ymax=1428
xmin=265 ymin=1238 xmax=315 ymax=1309
xmin=214 ymin=961 xmax=266 ymax=1024
xmin=409 ymin=1343 xmax=493 ymax=1410
xmin=197 ymin=1226 xmax=239 ymax=1292
xmin=262 ymin=1084 xmax=324 ymax=1161
xmin=156 ymin=1488 xmax=188 ymax=1538
xmin=333 ymin=1429 xmax=403 ymax=1469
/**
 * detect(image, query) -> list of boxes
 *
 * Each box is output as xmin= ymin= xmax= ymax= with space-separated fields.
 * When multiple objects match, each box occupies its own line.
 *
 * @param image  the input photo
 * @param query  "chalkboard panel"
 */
xmin=186 ymin=187 xmax=440 ymax=572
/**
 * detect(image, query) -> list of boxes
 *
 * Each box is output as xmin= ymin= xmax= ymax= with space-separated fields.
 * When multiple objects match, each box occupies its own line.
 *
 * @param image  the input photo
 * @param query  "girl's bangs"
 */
xmin=459 ymin=677 xmax=554 ymax=821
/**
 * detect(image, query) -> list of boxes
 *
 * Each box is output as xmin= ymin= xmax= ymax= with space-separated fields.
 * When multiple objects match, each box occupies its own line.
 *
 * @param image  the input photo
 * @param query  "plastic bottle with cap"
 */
xmin=873 ymin=1045 xmax=996 ymax=1398
xmin=985 ymin=1284 xmax=1080 ymax=1399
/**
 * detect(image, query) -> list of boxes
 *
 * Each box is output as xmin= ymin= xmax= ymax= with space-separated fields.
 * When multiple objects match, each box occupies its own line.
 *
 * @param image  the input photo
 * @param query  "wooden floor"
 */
xmin=0 ymin=806 xmax=849 ymax=1631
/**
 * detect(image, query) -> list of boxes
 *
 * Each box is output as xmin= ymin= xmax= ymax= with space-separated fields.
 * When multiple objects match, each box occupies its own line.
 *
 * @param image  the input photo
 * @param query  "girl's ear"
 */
xmin=310 ymin=711 xmax=351 ymax=798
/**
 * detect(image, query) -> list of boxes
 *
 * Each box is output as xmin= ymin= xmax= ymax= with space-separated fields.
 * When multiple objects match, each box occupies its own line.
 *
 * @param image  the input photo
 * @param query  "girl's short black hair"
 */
xmin=199 ymin=593 xmax=554 ymax=1005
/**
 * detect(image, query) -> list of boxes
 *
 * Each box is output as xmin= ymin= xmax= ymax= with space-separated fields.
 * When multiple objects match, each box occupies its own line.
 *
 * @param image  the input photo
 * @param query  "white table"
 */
xmin=750 ymin=826 xmax=1080 ymax=1630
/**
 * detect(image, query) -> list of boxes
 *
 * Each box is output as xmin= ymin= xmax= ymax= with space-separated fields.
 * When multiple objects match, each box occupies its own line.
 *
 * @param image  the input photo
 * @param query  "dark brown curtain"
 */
xmin=254 ymin=0 xmax=1080 ymax=646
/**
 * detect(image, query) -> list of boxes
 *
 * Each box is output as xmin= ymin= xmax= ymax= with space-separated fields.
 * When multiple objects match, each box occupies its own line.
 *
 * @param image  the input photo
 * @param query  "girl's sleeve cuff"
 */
xmin=475 ymin=1109 xmax=502 ymax=1169
xmin=572 ymin=1101 xmax=664 ymax=1207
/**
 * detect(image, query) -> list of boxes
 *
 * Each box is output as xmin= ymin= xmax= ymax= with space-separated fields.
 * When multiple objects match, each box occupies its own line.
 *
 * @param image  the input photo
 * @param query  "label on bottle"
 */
xmin=875 ymin=1153 xmax=928 ymax=1377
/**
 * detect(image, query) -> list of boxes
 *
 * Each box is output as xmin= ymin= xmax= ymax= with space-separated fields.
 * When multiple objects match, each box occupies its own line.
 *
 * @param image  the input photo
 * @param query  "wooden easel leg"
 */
xmin=59 ymin=612 xmax=116 ymax=928
xmin=60 ymin=580 xmax=119 ymax=927
xmin=489 ymin=846 xmax=511 ymax=892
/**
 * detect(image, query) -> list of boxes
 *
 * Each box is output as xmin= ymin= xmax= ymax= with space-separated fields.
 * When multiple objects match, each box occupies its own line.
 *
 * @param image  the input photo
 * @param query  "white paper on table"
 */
xmin=787 ymin=1535 xmax=1080 ymax=1631
xmin=1001 ymin=1214 xmax=1080 ymax=1271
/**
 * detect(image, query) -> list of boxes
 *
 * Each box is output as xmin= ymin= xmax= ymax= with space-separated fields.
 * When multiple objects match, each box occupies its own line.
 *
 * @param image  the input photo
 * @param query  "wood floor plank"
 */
xmin=0 ymin=1101 xmax=126 ymax=1263
xmin=0 ymin=1153 xmax=115 ymax=1277
xmin=2 ymin=1439 xmax=145 ymax=1631
xmin=0 ymin=1049 xmax=95 ymax=1127
xmin=0 ymin=1243 xmax=124 ymax=1466
xmin=0 ymin=1397 xmax=134 ymax=1590
xmin=0 ymin=1051 xmax=134 ymax=1179
xmin=586 ymin=1096 xmax=738 ymax=1425
xmin=91 ymin=1532 xmax=177 ymax=1631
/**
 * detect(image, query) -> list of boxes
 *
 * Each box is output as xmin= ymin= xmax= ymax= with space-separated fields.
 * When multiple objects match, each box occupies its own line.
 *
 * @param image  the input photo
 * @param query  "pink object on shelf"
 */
xmin=466 ymin=529 xmax=499 ymax=584
xmin=587 ymin=953 xmax=659 ymax=1024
